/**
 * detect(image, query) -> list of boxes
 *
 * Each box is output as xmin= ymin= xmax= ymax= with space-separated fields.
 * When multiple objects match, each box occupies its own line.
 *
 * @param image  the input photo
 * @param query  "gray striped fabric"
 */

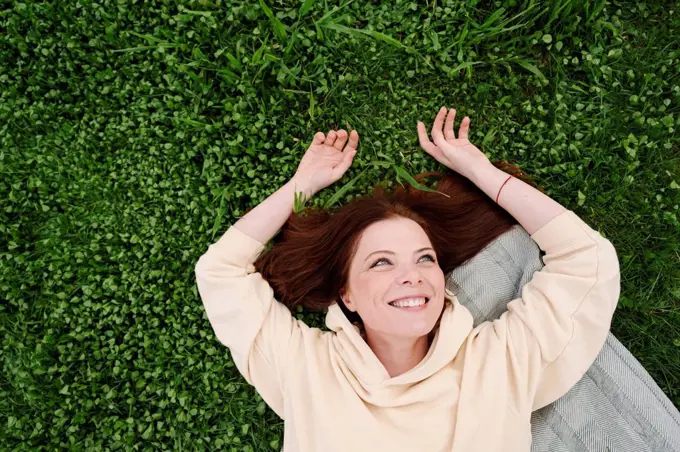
xmin=446 ymin=224 xmax=680 ymax=452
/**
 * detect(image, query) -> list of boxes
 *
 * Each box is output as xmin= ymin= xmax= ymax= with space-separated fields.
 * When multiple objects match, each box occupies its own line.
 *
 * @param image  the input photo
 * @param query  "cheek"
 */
xmin=351 ymin=277 xmax=389 ymax=315
xmin=356 ymin=299 xmax=394 ymax=332
xmin=355 ymin=273 xmax=388 ymax=298
xmin=431 ymin=268 xmax=446 ymax=292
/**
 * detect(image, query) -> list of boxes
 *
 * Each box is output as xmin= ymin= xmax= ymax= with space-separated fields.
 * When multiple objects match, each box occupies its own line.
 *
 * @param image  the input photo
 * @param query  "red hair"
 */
xmin=252 ymin=161 xmax=543 ymax=325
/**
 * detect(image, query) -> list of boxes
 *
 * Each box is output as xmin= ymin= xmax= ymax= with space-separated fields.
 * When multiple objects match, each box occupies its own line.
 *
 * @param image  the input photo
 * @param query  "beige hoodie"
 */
xmin=195 ymin=209 xmax=621 ymax=452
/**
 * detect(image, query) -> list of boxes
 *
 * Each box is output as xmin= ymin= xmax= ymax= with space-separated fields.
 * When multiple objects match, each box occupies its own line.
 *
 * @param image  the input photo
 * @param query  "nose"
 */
xmin=398 ymin=265 xmax=424 ymax=285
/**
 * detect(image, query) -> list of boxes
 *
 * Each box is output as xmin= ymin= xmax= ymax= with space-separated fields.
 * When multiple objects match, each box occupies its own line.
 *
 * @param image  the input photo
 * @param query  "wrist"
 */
xmin=467 ymin=163 xmax=500 ymax=185
xmin=290 ymin=176 xmax=316 ymax=199
xmin=467 ymin=164 xmax=513 ymax=203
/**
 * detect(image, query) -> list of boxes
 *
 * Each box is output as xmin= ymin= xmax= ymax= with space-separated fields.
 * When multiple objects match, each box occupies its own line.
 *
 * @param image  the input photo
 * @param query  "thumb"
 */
xmin=331 ymin=150 xmax=357 ymax=181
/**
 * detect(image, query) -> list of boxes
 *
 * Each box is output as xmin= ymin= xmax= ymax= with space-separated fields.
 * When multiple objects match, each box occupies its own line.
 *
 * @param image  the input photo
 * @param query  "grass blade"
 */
xmin=446 ymin=61 xmax=482 ymax=77
xmin=127 ymin=31 xmax=167 ymax=44
xmin=393 ymin=166 xmax=450 ymax=198
xmin=210 ymin=188 xmax=229 ymax=240
xmin=482 ymin=127 xmax=497 ymax=147
xmin=299 ymin=0 xmax=315 ymax=19
xmin=321 ymin=23 xmax=413 ymax=52
xmin=586 ymin=0 xmax=606 ymax=24
xmin=181 ymin=8 xmax=213 ymax=17
xmin=308 ymin=89 xmax=316 ymax=120
xmin=226 ymin=53 xmax=242 ymax=70
xmin=293 ymin=185 xmax=310 ymax=213
xmin=550 ymin=2 xmax=571 ymax=23
xmin=112 ymin=44 xmax=178 ymax=53
xmin=321 ymin=22 xmax=365 ymax=39
xmin=252 ymin=38 xmax=268 ymax=65
xmin=515 ymin=59 xmax=548 ymax=84
xmin=259 ymin=0 xmax=288 ymax=44
xmin=323 ymin=168 xmax=368 ymax=209
xmin=315 ymin=0 xmax=358 ymax=25
xmin=478 ymin=7 xmax=506 ymax=31
xmin=367 ymin=30 xmax=406 ymax=49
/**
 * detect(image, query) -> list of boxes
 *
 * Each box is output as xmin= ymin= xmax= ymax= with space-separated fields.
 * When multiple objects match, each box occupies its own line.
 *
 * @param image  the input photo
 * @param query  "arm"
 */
xmin=418 ymin=106 xmax=620 ymax=409
xmin=194 ymin=181 xmax=304 ymax=417
xmin=467 ymin=164 xmax=621 ymax=410
xmin=232 ymin=127 xmax=358 ymax=243
xmin=419 ymin=105 xmax=567 ymax=234
xmin=231 ymin=178 xmax=308 ymax=244
xmin=468 ymin=164 xmax=567 ymax=235
xmin=195 ymin=130 xmax=358 ymax=417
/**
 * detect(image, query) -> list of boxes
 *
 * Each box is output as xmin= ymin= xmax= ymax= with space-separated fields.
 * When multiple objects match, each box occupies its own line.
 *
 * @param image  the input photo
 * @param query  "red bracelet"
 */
xmin=495 ymin=175 xmax=513 ymax=204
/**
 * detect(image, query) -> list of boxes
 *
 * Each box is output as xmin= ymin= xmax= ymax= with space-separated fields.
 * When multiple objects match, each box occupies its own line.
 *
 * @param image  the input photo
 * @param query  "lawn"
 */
xmin=1 ymin=0 xmax=679 ymax=450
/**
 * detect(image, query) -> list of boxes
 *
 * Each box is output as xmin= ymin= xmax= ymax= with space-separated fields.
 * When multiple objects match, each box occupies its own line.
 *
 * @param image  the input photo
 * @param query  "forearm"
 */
xmin=232 ymin=179 xmax=307 ymax=245
xmin=469 ymin=165 xmax=567 ymax=236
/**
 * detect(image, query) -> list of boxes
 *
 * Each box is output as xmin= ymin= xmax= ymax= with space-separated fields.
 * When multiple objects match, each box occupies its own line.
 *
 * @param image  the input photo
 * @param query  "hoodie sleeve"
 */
xmin=194 ymin=225 xmax=300 ymax=418
xmin=468 ymin=209 xmax=621 ymax=412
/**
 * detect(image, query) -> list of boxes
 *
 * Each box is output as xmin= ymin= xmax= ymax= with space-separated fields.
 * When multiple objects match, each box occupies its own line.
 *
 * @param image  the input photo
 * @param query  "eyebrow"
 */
xmin=364 ymin=247 xmax=435 ymax=263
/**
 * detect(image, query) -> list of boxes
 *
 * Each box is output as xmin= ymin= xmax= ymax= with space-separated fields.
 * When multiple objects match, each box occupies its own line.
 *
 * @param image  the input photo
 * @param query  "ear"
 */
xmin=344 ymin=298 xmax=357 ymax=312
xmin=339 ymin=289 xmax=358 ymax=312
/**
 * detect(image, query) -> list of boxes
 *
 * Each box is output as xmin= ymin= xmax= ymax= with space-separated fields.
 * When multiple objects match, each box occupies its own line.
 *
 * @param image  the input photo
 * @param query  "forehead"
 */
xmin=355 ymin=218 xmax=431 ymax=254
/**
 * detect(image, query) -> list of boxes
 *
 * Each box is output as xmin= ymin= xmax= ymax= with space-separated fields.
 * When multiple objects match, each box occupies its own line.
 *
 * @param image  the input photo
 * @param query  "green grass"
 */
xmin=1 ymin=0 xmax=679 ymax=449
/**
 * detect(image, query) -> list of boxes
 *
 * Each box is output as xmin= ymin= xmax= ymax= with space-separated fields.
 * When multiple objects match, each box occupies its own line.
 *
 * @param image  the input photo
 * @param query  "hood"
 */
xmin=324 ymin=295 xmax=474 ymax=399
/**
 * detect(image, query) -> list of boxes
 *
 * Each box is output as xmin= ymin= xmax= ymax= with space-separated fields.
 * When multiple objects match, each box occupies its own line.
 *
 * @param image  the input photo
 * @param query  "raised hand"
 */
xmin=417 ymin=106 xmax=491 ymax=180
xmin=292 ymin=129 xmax=359 ymax=198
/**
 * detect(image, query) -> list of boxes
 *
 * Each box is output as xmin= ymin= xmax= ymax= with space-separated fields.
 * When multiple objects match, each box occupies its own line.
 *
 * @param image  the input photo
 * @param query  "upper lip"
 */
xmin=389 ymin=294 xmax=429 ymax=303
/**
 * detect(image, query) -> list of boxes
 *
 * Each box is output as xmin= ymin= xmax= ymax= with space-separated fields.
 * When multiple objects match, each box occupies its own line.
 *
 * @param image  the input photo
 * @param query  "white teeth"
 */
xmin=390 ymin=297 xmax=427 ymax=308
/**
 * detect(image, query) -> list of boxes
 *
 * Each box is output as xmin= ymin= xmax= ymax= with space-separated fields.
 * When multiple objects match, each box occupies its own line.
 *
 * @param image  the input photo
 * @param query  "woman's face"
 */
xmin=341 ymin=217 xmax=446 ymax=341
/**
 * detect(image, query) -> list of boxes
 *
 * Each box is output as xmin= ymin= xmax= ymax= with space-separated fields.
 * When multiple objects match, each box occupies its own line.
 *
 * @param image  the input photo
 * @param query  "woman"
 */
xmin=195 ymin=106 xmax=621 ymax=451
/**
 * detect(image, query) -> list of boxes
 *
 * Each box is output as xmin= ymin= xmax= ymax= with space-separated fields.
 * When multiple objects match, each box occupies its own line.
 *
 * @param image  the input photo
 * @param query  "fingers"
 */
xmin=317 ymin=129 xmax=356 ymax=151
xmin=333 ymin=129 xmax=348 ymax=150
xmin=444 ymin=108 xmax=456 ymax=140
xmin=331 ymin=131 xmax=359 ymax=181
xmin=344 ymin=130 xmax=359 ymax=153
xmin=417 ymin=122 xmax=438 ymax=154
xmin=459 ymin=117 xmax=470 ymax=140
xmin=312 ymin=129 xmax=357 ymax=156
xmin=325 ymin=130 xmax=337 ymax=146
xmin=312 ymin=131 xmax=326 ymax=145
xmin=430 ymin=106 xmax=448 ymax=149
xmin=417 ymin=121 xmax=447 ymax=164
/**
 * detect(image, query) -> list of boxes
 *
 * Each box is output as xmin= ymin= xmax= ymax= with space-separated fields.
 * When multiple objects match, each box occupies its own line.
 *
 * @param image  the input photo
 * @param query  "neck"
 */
xmin=365 ymin=331 xmax=430 ymax=378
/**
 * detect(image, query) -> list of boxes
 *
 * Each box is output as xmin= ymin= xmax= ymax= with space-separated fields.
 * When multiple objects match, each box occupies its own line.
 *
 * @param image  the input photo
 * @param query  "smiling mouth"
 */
xmin=388 ymin=297 xmax=429 ymax=308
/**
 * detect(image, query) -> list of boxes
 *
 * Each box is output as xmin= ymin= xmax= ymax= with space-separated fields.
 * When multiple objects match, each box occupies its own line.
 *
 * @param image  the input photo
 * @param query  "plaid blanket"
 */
xmin=447 ymin=224 xmax=680 ymax=452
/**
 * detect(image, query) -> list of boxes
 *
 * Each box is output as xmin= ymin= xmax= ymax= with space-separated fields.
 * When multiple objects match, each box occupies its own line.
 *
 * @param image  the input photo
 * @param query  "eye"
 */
xmin=370 ymin=254 xmax=436 ymax=268
xmin=371 ymin=258 xmax=389 ymax=268
xmin=422 ymin=253 xmax=436 ymax=263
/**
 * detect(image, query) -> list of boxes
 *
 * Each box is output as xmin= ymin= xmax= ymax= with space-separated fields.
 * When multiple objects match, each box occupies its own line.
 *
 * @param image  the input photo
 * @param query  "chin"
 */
xmin=411 ymin=323 xmax=439 ymax=338
xmin=397 ymin=317 xmax=440 ymax=339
